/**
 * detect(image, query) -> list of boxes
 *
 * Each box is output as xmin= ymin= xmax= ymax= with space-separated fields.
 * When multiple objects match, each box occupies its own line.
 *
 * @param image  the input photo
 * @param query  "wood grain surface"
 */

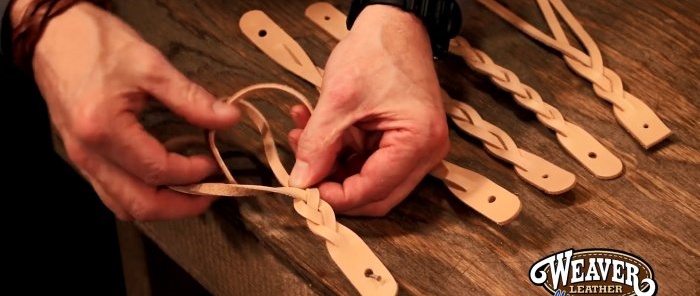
xmin=106 ymin=0 xmax=699 ymax=295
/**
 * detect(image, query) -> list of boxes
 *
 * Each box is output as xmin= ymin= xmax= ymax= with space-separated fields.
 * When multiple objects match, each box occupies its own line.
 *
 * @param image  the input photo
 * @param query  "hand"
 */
xmin=23 ymin=3 xmax=240 ymax=220
xmin=287 ymin=5 xmax=449 ymax=216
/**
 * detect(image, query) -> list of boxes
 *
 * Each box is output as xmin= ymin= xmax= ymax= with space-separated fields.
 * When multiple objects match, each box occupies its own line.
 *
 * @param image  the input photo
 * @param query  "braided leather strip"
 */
xmin=449 ymin=37 xmax=623 ymax=179
xmin=302 ymin=4 xmax=575 ymax=194
xmin=173 ymin=83 xmax=398 ymax=296
xmin=478 ymin=0 xmax=672 ymax=149
xmin=443 ymin=94 xmax=576 ymax=194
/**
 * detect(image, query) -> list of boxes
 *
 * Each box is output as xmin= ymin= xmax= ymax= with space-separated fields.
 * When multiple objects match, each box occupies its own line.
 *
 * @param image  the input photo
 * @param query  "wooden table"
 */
xmin=109 ymin=0 xmax=699 ymax=295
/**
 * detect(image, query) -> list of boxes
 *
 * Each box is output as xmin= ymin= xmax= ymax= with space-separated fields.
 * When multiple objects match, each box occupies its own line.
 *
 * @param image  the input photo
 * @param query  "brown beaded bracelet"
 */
xmin=10 ymin=0 xmax=108 ymax=74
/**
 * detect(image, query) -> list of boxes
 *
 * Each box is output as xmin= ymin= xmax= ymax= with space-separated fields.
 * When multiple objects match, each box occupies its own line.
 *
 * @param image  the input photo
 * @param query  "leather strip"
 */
xmin=239 ymin=10 xmax=324 ymax=87
xmin=239 ymin=10 xmax=522 ymax=224
xmin=477 ymin=0 xmax=672 ymax=149
xmin=171 ymin=83 xmax=398 ymax=296
xmin=442 ymin=93 xmax=576 ymax=194
xmin=449 ymin=37 xmax=623 ymax=179
xmin=305 ymin=2 xmax=349 ymax=41
xmin=297 ymin=4 xmax=576 ymax=194
xmin=430 ymin=160 xmax=521 ymax=224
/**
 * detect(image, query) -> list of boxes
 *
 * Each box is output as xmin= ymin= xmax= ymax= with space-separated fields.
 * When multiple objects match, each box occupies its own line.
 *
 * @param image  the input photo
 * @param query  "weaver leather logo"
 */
xmin=529 ymin=249 xmax=657 ymax=296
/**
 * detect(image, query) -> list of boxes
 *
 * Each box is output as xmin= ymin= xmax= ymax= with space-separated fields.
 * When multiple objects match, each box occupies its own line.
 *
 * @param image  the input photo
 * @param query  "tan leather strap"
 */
xmin=449 ymin=37 xmax=623 ymax=179
xmin=443 ymin=93 xmax=576 ymax=194
xmin=478 ymin=0 xmax=672 ymax=149
xmin=305 ymin=2 xmax=349 ymax=41
xmin=297 ymin=4 xmax=576 ymax=194
xmin=431 ymin=160 xmax=521 ymax=224
xmin=172 ymin=84 xmax=398 ymax=296
xmin=239 ymin=10 xmax=324 ymax=87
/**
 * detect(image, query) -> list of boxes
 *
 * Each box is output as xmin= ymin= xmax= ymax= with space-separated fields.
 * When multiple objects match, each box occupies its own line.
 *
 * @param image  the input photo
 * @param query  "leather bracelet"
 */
xmin=10 ymin=0 xmax=107 ymax=74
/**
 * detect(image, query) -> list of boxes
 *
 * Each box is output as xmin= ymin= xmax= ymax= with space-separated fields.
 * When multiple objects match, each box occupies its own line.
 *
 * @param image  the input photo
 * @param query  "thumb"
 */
xmin=289 ymin=99 xmax=354 ymax=188
xmin=141 ymin=55 xmax=240 ymax=129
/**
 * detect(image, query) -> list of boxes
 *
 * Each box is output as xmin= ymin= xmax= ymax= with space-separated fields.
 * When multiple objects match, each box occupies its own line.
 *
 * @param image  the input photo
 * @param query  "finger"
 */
xmin=326 ymin=151 xmax=368 ymax=182
xmin=287 ymin=128 xmax=303 ymax=154
xmin=317 ymin=131 xmax=426 ymax=212
xmin=288 ymin=97 xmax=355 ymax=188
xmin=63 ymin=139 xmax=133 ymax=220
xmin=83 ymin=170 xmax=133 ymax=220
xmin=340 ymin=184 xmax=414 ymax=217
xmin=290 ymin=128 xmax=348 ymax=182
xmin=90 ymin=154 xmax=215 ymax=221
xmin=138 ymin=49 xmax=240 ymax=130
xmin=317 ymin=160 xmax=418 ymax=214
xmin=100 ymin=114 xmax=220 ymax=186
xmin=320 ymin=154 xmax=434 ymax=217
xmin=290 ymin=104 xmax=311 ymax=129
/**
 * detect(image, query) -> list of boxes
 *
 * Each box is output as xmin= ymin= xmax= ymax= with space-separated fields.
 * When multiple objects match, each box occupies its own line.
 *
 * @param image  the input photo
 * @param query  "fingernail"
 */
xmin=212 ymin=100 xmax=237 ymax=117
xmin=289 ymin=161 xmax=309 ymax=188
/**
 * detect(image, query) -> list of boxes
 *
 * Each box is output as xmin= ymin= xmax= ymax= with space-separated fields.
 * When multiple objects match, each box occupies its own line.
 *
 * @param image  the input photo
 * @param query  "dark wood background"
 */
xmin=108 ymin=0 xmax=698 ymax=295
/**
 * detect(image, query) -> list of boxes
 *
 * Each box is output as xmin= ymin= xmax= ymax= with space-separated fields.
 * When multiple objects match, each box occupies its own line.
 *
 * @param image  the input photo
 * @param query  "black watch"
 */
xmin=346 ymin=0 xmax=462 ymax=58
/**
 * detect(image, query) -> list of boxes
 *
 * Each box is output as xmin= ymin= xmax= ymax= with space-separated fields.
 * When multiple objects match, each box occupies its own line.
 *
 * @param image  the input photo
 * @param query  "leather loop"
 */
xmin=172 ymin=83 xmax=398 ymax=296
xmin=449 ymin=37 xmax=623 ymax=179
xmin=477 ymin=0 xmax=672 ymax=149
xmin=241 ymin=8 xmax=523 ymax=224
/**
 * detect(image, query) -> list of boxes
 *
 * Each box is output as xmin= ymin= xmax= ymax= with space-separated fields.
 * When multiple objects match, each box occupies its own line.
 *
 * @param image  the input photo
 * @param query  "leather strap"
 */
xmin=449 ymin=37 xmax=623 ymax=179
xmin=442 ymin=93 xmax=576 ymax=194
xmin=239 ymin=9 xmax=523 ymax=224
xmin=297 ymin=4 xmax=577 ymax=194
xmin=171 ymin=83 xmax=398 ymax=296
xmin=305 ymin=2 xmax=349 ymax=41
xmin=431 ymin=160 xmax=522 ymax=224
xmin=239 ymin=10 xmax=324 ymax=87
xmin=477 ymin=0 xmax=672 ymax=149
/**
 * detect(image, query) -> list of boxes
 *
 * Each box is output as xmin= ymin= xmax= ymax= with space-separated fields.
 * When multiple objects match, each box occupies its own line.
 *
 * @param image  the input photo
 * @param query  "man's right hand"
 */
xmin=16 ymin=2 xmax=240 ymax=220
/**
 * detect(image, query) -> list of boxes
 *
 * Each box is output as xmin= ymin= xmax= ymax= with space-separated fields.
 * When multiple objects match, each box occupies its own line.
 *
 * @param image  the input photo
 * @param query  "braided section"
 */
xmin=449 ymin=37 xmax=623 ymax=178
xmin=540 ymin=0 xmax=672 ymax=148
xmin=445 ymin=95 xmax=576 ymax=193
xmin=478 ymin=0 xmax=672 ymax=148
xmin=292 ymin=188 xmax=343 ymax=246
xmin=450 ymin=37 xmax=569 ymax=135
xmin=443 ymin=95 xmax=533 ymax=167
xmin=537 ymin=0 xmax=633 ymax=113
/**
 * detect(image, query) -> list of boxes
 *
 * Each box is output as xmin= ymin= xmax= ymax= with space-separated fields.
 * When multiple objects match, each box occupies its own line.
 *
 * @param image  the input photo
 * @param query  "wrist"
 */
xmin=347 ymin=0 xmax=462 ymax=58
xmin=351 ymin=4 xmax=432 ymax=52
xmin=10 ymin=0 xmax=100 ymax=73
xmin=354 ymin=4 xmax=425 ymax=32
